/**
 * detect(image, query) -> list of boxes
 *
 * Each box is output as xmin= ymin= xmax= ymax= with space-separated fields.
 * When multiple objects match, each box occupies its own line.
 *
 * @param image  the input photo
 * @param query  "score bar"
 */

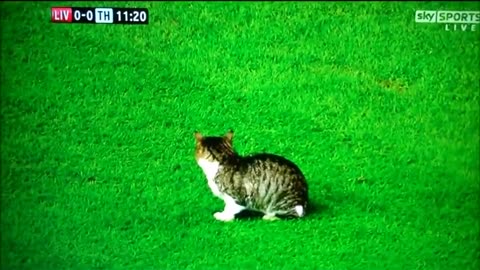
xmin=51 ymin=7 xmax=149 ymax=24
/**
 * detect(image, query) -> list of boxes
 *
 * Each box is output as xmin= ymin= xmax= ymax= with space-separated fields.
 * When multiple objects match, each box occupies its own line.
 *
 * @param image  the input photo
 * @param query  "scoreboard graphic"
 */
xmin=51 ymin=7 xmax=148 ymax=24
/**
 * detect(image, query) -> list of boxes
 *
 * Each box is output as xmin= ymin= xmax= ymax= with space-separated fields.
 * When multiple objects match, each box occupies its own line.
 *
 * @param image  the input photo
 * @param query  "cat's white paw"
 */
xmin=214 ymin=212 xmax=235 ymax=222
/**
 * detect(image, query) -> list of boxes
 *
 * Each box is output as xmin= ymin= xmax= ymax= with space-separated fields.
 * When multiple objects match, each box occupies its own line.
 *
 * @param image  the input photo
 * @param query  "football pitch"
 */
xmin=1 ymin=1 xmax=479 ymax=269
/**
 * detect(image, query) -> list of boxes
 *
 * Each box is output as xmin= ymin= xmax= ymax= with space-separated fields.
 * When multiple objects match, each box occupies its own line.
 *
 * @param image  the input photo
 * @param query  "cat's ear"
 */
xmin=224 ymin=129 xmax=234 ymax=142
xmin=194 ymin=131 xmax=203 ymax=142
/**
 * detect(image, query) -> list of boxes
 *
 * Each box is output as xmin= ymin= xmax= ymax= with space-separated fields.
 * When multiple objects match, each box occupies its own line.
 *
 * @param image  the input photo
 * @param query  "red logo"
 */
xmin=51 ymin=7 xmax=72 ymax=23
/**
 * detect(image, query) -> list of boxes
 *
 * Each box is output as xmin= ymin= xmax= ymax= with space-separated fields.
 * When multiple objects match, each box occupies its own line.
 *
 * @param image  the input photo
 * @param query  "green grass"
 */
xmin=1 ymin=1 xmax=479 ymax=269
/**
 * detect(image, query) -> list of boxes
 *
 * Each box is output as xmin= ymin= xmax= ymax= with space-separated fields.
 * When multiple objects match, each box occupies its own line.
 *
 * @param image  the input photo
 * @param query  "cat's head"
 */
xmin=194 ymin=130 xmax=235 ymax=163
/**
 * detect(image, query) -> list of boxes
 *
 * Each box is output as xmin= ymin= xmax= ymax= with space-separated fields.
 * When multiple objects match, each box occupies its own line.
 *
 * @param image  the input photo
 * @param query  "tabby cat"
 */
xmin=194 ymin=130 xmax=309 ymax=222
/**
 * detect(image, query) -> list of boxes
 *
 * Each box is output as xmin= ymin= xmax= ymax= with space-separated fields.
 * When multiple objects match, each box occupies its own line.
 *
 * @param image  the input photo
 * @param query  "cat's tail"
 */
xmin=294 ymin=205 xmax=305 ymax=217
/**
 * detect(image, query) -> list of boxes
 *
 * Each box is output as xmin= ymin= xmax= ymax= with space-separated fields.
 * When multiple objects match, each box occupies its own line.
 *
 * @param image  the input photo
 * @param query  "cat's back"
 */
xmin=239 ymin=153 xmax=304 ymax=174
xmin=224 ymin=152 xmax=307 ymax=185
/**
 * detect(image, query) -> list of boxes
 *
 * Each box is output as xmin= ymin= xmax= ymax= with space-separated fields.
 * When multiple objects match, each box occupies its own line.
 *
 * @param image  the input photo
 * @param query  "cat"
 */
xmin=194 ymin=129 xmax=309 ymax=222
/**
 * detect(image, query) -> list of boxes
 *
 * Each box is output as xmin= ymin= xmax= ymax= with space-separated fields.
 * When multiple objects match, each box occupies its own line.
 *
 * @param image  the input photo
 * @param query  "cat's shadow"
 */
xmin=232 ymin=201 xmax=329 ymax=221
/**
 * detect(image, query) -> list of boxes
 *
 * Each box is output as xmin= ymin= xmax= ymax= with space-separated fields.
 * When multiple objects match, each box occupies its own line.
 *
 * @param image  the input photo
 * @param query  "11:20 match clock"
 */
xmin=51 ymin=7 xmax=149 ymax=25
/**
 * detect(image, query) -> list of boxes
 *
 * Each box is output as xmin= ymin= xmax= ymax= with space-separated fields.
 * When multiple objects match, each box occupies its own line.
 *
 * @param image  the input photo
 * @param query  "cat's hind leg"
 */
xmin=264 ymin=204 xmax=305 ymax=220
xmin=214 ymin=195 xmax=245 ymax=222
xmin=262 ymin=213 xmax=280 ymax=221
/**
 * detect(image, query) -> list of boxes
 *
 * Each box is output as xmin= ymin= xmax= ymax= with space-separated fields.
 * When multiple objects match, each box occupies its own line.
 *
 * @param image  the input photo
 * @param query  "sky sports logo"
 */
xmin=415 ymin=10 xmax=479 ymax=32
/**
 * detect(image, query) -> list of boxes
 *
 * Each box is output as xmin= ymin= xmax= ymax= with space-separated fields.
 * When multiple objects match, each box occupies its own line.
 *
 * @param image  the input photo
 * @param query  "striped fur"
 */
xmin=194 ymin=130 xmax=308 ymax=221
